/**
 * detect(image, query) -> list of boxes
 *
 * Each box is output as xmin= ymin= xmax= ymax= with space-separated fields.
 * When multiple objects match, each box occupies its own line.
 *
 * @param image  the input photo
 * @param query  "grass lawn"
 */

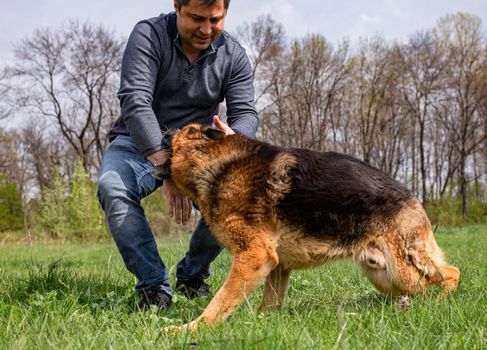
xmin=0 ymin=225 xmax=486 ymax=349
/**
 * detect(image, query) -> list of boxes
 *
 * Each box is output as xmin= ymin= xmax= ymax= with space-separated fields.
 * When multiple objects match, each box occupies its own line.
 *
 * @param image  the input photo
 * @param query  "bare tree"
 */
xmin=431 ymin=97 xmax=461 ymax=197
xmin=433 ymin=13 xmax=486 ymax=216
xmin=0 ymin=71 xmax=13 ymax=120
xmin=259 ymin=34 xmax=352 ymax=150
xmin=236 ymin=15 xmax=286 ymax=108
xmin=477 ymin=51 xmax=487 ymax=201
xmin=0 ymin=131 xmax=18 ymax=177
xmin=398 ymin=30 xmax=445 ymax=203
xmin=0 ymin=129 xmax=32 ymax=208
xmin=20 ymin=121 xmax=71 ymax=192
xmin=351 ymin=37 xmax=397 ymax=164
xmin=5 ymin=20 xmax=123 ymax=173
xmin=235 ymin=15 xmax=294 ymax=146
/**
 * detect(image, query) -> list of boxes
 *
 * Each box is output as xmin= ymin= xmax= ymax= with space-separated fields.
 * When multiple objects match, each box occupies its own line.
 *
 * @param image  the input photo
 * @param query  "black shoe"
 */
xmin=175 ymin=279 xmax=210 ymax=299
xmin=138 ymin=289 xmax=172 ymax=310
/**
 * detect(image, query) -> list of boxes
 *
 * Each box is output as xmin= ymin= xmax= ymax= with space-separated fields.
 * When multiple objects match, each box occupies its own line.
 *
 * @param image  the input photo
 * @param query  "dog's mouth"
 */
xmin=151 ymin=128 xmax=179 ymax=181
xmin=152 ymin=158 xmax=172 ymax=180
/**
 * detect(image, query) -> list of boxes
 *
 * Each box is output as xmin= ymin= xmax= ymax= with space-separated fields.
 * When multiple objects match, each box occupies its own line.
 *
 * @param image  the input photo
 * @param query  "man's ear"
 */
xmin=203 ymin=127 xmax=226 ymax=141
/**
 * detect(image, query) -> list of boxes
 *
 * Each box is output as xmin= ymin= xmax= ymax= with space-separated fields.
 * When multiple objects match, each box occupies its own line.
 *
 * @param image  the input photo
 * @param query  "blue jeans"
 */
xmin=97 ymin=135 xmax=223 ymax=295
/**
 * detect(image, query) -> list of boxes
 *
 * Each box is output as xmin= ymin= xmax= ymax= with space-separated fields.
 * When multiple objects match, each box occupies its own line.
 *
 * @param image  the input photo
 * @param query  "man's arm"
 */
xmin=118 ymin=20 xmax=167 ymax=157
xmin=224 ymin=46 xmax=260 ymax=137
xmin=119 ymin=20 xmax=194 ymax=225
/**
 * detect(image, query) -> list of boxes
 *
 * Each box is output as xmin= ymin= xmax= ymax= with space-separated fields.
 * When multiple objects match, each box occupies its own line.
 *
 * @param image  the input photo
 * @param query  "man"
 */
xmin=97 ymin=0 xmax=259 ymax=310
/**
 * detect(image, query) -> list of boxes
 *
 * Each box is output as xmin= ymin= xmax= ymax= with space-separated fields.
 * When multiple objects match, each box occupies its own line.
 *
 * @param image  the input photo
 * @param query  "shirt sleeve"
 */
xmin=117 ymin=20 xmax=166 ymax=157
xmin=225 ymin=46 xmax=260 ymax=138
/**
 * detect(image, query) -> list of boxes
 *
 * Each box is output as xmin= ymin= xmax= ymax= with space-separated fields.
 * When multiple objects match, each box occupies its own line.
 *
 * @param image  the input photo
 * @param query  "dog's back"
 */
xmin=276 ymin=148 xmax=413 ymax=243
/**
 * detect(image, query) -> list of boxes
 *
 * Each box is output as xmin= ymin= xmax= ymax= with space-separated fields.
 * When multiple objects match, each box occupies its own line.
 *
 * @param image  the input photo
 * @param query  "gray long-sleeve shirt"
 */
xmin=109 ymin=12 xmax=259 ymax=157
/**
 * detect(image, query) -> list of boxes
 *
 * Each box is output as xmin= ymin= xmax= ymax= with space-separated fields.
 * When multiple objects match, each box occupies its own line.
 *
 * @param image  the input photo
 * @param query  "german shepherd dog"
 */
xmin=154 ymin=124 xmax=460 ymax=332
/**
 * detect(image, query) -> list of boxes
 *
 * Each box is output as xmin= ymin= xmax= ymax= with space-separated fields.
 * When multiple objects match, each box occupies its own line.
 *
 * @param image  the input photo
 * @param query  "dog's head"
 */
xmin=359 ymin=220 xmax=460 ymax=296
xmin=169 ymin=124 xmax=225 ymax=149
xmin=153 ymin=123 xmax=227 ymax=194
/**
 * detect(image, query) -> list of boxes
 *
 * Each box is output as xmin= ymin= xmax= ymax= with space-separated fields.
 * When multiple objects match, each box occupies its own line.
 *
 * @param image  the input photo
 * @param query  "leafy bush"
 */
xmin=0 ymin=175 xmax=24 ymax=231
xmin=37 ymin=166 xmax=70 ymax=238
xmin=32 ymin=160 xmax=192 ymax=240
xmin=68 ymin=161 xmax=107 ymax=240
xmin=426 ymin=195 xmax=487 ymax=227
xmin=35 ymin=162 xmax=107 ymax=240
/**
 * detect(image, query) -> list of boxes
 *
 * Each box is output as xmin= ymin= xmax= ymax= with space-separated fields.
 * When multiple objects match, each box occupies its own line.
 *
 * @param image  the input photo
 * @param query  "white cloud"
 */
xmin=359 ymin=14 xmax=381 ymax=23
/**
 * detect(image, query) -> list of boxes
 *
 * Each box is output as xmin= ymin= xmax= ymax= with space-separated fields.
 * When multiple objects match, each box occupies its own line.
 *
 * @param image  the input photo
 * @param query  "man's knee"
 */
xmin=97 ymin=170 xmax=136 ymax=209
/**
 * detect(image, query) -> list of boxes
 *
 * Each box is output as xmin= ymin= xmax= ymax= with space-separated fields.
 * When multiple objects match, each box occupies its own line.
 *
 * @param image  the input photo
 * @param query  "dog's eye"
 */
xmin=188 ymin=127 xmax=198 ymax=134
xmin=367 ymin=258 xmax=377 ymax=265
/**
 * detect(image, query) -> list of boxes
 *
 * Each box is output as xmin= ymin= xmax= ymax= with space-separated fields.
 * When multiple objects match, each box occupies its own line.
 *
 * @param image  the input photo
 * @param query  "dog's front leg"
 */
xmin=197 ymin=242 xmax=277 ymax=324
xmin=166 ymin=238 xmax=278 ymax=333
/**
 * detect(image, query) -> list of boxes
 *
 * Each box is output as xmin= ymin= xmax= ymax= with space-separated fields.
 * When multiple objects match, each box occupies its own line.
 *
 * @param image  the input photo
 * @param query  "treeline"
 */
xmin=0 ymin=13 xmax=486 ymax=237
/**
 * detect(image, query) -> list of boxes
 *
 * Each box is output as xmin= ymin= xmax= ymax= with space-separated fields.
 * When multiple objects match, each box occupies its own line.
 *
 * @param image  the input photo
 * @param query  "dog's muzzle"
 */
xmin=152 ymin=158 xmax=172 ymax=180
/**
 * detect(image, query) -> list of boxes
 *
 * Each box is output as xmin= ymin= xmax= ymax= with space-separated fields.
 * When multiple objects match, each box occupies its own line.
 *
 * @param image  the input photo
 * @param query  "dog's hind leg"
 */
xmin=258 ymin=265 xmax=291 ymax=312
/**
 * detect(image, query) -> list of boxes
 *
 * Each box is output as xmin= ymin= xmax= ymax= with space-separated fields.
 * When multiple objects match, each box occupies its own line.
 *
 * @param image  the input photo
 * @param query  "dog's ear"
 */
xmin=203 ymin=127 xmax=226 ymax=141
xmin=361 ymin=241 xmax=387 ymax=270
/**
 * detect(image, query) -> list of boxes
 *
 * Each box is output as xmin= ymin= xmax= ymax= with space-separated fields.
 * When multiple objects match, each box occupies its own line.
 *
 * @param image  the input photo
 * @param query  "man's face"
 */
xmin=174 ymin=0 xmax=226 ymax=55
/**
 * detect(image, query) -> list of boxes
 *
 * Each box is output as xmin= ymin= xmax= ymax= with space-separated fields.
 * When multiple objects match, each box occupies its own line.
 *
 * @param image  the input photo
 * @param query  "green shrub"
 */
xmin=35 ymin=162 xmax=108 ymax=241
xmin=0 ymin=175 xmax=24 ymax=231
xmin=32 ymin=160 xmax=192 ymax=241
xmin=36 ymin=166 xmax=70 ymax=238
xmin=425 ymin=195 xmax=487 ymax=227
xmin=68 ymin=160 xmax=107 ymax=240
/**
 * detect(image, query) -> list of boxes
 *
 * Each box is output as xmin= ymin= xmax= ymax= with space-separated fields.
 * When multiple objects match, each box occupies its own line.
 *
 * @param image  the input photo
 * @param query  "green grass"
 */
xmin=0 ymin=225 xmax=486 ymax=349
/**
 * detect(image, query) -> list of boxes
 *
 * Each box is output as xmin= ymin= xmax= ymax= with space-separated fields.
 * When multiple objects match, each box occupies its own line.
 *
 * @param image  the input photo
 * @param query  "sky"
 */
xmin=1 ymin=0 xmax=486 ymax=65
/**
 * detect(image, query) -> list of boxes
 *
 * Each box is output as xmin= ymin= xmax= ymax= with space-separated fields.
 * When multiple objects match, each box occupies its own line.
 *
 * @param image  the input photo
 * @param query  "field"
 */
xmin=1 ymin=225 xmax=486 ymax=349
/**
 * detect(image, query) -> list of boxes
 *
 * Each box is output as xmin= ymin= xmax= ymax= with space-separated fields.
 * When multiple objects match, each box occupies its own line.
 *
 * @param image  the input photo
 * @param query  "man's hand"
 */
xmin=213 ymin=115 xmax=235 ymax=135
xmin=162 ymin=179 xmax=192 ymax=225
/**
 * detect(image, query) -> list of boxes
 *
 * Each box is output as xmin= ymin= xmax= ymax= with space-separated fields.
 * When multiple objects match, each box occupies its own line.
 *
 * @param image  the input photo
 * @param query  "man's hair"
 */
xmin=176 ymin=0 xmax=230 ymax=10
